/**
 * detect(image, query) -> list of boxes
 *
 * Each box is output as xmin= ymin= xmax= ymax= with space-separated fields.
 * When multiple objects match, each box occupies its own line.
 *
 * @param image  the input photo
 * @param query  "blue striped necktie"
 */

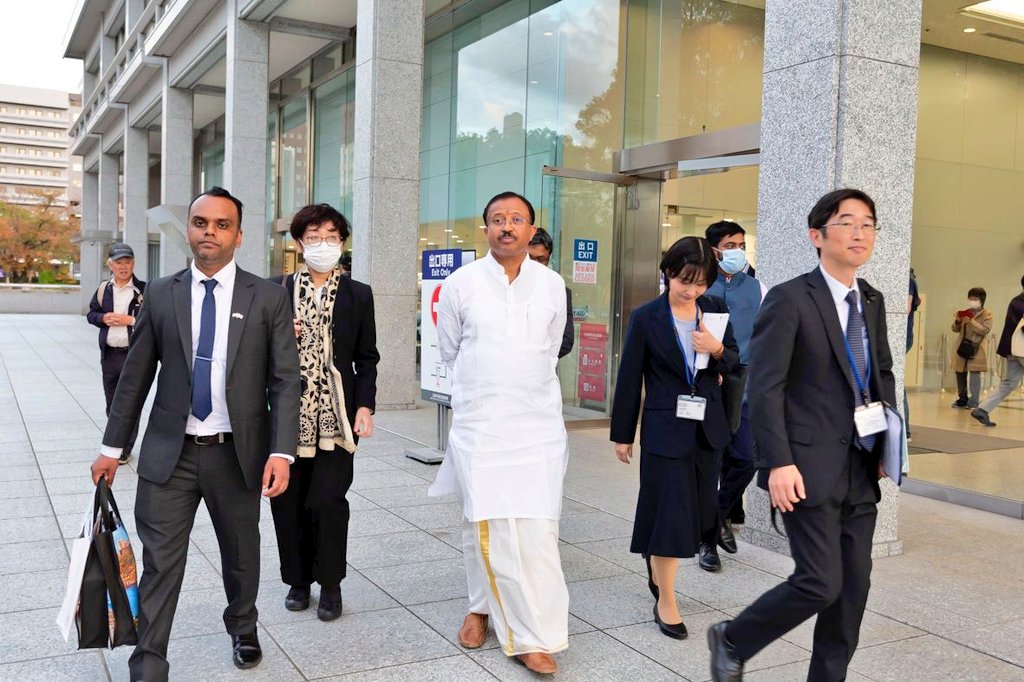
xmin=191 ymin=279 xmax=217 ymax=421
xmin=845 ymin=290 xmax=875 ymax=451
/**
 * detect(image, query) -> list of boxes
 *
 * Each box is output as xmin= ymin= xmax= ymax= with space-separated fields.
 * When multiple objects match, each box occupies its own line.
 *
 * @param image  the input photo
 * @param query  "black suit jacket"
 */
xmin=103 ymin=266 xmax=301 ymax=490
xmin=610 ymin=293 xmax=740 ymax=455
xmin=276 ymin=273 xmax=380 ymax=419
xmin=748 ymin=267 xmax=896 ymax=506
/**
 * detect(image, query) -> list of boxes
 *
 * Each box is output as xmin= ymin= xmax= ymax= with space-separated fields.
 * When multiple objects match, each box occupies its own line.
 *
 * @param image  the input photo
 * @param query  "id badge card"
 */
xmin=854 ymin=402 xmax=887 ymax=437
xmin=676 ymin=395 xmax=707 ymax=421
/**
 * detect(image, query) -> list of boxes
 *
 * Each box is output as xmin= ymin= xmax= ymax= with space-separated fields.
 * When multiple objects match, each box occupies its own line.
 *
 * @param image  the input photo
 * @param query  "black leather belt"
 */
xmin=188 ymin=432 xmax=233 ymax=445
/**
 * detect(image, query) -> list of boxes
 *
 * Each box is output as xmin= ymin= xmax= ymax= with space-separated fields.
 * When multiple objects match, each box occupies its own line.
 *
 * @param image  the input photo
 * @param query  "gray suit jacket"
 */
xmin=103 ymin=266 xmax=301 ymax=490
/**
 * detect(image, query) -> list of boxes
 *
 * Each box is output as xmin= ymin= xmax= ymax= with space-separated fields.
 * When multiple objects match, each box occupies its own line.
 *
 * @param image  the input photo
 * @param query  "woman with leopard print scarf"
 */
xmin=270 ymin=204 xmax=380 ymax=623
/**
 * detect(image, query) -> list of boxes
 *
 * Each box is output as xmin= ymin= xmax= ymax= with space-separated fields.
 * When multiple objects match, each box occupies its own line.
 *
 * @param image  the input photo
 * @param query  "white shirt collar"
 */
xmin=483 ymin=250 xmax=530 ymax=279
xmin=819 ymin=263 xmax=860 ymax=309
xmin=190 ymin=259 xmax=237 ymax=289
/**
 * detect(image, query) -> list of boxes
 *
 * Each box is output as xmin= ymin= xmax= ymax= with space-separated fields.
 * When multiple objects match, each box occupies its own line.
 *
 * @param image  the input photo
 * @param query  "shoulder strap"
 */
xmin=97 ymin=280 xmax=108 ymax=302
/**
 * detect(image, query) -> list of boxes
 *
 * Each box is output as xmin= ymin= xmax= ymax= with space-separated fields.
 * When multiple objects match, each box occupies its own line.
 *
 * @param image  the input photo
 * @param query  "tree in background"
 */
xmin=0 ymin=192 xmax=80 ymax=283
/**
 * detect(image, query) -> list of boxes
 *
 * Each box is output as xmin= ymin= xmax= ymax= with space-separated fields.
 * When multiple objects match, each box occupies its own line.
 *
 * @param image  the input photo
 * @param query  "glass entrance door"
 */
xmin=541 ymin=167 xmax=655 ymax=417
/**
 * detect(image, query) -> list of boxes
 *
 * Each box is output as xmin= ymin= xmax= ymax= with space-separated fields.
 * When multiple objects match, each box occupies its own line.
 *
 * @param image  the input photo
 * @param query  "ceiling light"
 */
xmin=444 ymin=228 xmax=452 ymax=232
xmin=960 ymin=1 xmax=1024 ymax=29
xmin=963 ymin=27 xmax=977 ymax=32
xmin=419 ymin=237 xmax=427 ymax=241
xmin=543 ymin=31 xmax=554 ymax=37
xmin=661 ymin=222 xmax=671 ymax=227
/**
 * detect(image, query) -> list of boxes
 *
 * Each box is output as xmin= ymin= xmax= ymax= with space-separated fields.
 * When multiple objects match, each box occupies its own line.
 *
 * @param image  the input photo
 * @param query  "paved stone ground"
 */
xmin=1 ymin=314 xmax=1022 ymax=681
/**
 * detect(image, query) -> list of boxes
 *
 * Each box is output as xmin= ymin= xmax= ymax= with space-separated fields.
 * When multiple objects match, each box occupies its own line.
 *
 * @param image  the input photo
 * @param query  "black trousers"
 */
xmin=270 ymin=448 xmax=355 ymax=588
xmin=725 ymin=448 xmax=878 ymax=682
xmin=128 ymin=440 xmax=261 ymax=682
xmin=101 ymin=347 xmax=138 ymax=455
xmin=718 ymin=402 xmax=755 ymax=520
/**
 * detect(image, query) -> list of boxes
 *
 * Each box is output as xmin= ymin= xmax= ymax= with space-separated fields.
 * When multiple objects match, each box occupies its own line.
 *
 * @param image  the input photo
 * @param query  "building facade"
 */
xmin=65 ymin=0 xmax=1024 ymax=547
xmin=0 ymin=85 xmax=82 ymax=208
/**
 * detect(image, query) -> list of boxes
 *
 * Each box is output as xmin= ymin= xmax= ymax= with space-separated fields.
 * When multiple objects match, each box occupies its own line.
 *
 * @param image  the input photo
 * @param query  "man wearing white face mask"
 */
xmin=270 ymin=203 xmax=380 ymax=622
xmin=704 ymin=221 xmax=768 ymax=567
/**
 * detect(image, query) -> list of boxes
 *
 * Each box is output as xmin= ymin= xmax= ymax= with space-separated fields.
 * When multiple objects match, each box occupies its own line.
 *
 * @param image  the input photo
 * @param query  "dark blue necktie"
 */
xmin=845 ymin=290 xmax=875 ymax=451
xmin=191 ymin=278 xmax=217 ymax=421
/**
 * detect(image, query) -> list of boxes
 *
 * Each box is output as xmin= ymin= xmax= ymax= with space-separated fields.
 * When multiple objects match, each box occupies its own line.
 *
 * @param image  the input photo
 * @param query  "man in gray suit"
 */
xmin=90 ymin=187 xmax=301 ymax=681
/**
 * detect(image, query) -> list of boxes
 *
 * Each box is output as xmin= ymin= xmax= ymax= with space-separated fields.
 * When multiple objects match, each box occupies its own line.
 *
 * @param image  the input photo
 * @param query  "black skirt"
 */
xmin=630 ymin=441 xmax=722 ymax=559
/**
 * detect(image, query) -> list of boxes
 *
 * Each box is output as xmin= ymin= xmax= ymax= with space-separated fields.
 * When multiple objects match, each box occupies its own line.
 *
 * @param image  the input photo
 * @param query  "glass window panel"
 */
xmin=312 ymin=71 xmax=356 ymax=219
xmin=280 ymin=97 xmax=308 ymax=219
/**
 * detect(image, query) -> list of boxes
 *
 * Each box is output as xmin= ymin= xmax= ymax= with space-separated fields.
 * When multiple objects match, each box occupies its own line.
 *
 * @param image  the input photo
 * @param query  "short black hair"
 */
xmin=190 ymin=186 xmax=243 ymax=226
xmin=705 ymin=220 xmax=745 ymax=249
xmin=529 ymin=226 xmax=553 ymax=253
xmin=289 ymin=203 xmax=351 ymax=242
xmin=482 ymin=191 xmax=535 ymax=225
xmin=660 ymin=236 xmax=717 ymax=287
xmin=968 ymin=287 xmax=987 ymax=306
xmin=808 ymin=188 xmax=876 ymax=231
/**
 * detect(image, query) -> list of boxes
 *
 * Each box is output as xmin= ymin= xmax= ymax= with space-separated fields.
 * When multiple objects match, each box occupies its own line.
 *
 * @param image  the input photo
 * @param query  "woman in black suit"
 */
xmin=271 ymin=203 xmax=380 ymax=622
xmin=610 ymin=236 xmax=740 ymax=639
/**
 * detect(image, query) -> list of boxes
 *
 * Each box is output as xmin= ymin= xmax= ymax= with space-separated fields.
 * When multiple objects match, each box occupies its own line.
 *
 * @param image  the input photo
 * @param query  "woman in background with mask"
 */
xmin=270 ymin=203 xmax=380 ymax=622
xmin=951 ymin=287 xmax=992 ymax=409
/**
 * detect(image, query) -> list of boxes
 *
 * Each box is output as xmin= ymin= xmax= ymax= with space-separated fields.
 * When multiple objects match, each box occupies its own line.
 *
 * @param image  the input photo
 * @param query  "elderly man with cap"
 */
xmin=87 ymin=243 xmax=146 ymax=464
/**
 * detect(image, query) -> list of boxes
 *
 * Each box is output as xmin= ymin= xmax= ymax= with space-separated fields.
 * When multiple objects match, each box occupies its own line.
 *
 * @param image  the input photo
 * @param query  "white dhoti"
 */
xmin=462 ymin=518 xmax=569 ymax=656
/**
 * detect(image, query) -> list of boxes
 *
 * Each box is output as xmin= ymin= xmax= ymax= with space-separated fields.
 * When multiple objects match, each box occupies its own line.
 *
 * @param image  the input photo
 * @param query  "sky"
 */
xmin=0 ymin=0 xmax=84 ymax=93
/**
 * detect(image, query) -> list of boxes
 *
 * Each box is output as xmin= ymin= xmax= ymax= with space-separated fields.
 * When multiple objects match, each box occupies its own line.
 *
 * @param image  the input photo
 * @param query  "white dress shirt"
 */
xmin=102 ymin=260 xmax=292 ymax=462
xmin=819 ymin=263 xmax=870 ymax=363
xmin=105 ymin=279 xmax=136 ymax=348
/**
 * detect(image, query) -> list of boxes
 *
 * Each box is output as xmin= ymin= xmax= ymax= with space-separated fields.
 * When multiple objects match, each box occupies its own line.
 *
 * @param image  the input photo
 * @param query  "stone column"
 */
xmin=79 ymin=170 xmax=102 ymax=313
xmin=98 ymin=151 xmax=120 ymax=242
xmin=159 ymin=79 xmax=194 ymax=276
xmin=123 ymin=124 xmax=149 ymax=278
xmin=352 ymin=0 xmax=424 ymax=410
xmin=223 ymin=0 xmax=269 ymax=276
xmin=744 ymin=0 xmax=921 ymax=558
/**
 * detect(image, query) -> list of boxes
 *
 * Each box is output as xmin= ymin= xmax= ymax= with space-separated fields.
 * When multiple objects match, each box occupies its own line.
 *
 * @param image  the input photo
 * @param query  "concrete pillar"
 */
xmin=123 ymin=124 xmax=149 ymax=278
xmin=79 ymin=170 xmax=102 ymax=313
xmin=353 ymin=0 xmax=424 ymax=410
xmin=744 ymin=0 xmax=921 ymax=558
xmin=98 ymin=151 xmax=120 ymax=241
xmin=159 ymin=78 xmax=194 ymax=276
xmin=222 ymin=0 xmax=269 ymax=276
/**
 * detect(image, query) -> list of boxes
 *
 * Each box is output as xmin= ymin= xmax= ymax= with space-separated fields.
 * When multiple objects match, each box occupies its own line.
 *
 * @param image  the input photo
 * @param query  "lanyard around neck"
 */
xmin=667 ymin=298 xmax=700 ymax=393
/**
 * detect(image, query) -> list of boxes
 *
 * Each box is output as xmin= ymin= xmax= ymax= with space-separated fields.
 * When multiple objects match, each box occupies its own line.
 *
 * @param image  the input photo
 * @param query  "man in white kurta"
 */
xmin=428 ymin=191 xmax=569 ymax=675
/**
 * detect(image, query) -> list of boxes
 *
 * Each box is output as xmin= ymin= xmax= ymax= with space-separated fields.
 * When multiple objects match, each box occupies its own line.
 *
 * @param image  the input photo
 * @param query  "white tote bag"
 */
xmin=55 ymin=499 xmax=95 ymax=642
xmin=1011 ymin=316 xmax=1024 ymax=358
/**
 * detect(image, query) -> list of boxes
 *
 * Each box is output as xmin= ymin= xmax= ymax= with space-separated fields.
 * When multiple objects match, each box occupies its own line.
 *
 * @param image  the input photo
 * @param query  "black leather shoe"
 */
xmin=718 ymin=519 xmax=738 ymax=554
xmin=318 ymin=584 xmax=343 ymax=621
xmin=231 ymin=633 xmax=262 ymax=670
xmin=699 ymin=543 xmax=722 ymax=572
xmin=951 ymin=399 xmax=969 ymax=409
xmin=653 ymin=603 xmax=688 ymax=639
xmin=643 ymin=555 xmax=659 ymax=600
xmin=708 ymin=621 xmax=743 ymax=681
xmin=285 ymin=585 xmax=310 ymax=611
xmin=971 ymin=408 xmax=996 ymax=427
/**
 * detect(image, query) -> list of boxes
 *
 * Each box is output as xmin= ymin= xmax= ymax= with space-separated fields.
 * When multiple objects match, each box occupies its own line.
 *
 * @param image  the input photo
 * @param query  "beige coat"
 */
xmin=951 ymin=308 xmax=993 ymax=372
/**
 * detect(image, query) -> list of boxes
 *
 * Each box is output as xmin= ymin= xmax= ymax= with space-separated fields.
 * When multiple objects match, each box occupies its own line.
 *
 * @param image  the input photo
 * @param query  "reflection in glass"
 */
xmin=280 ymin=98 xmax=309 ymax=220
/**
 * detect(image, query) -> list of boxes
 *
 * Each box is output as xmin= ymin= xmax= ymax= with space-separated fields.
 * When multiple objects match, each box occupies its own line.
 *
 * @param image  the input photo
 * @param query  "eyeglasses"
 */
xmin=487 ymin=214 xmax=529 ymax=229
xmin=822 ymin=221 xmax=880 ymax=233
xmin=302 ymin=235 xmax=343 ymax=246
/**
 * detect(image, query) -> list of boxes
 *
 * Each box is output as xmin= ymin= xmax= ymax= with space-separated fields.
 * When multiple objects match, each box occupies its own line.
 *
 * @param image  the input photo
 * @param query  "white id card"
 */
xmin=854 ymin=402 xmax=887 ymax=437
xmin=676 ymin=395 xmax=707 ymax=421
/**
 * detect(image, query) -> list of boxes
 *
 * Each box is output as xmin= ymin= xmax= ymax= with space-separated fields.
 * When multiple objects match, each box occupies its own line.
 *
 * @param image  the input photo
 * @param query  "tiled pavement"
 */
xmin=1 ymin=314 xmax=1023 ymax=681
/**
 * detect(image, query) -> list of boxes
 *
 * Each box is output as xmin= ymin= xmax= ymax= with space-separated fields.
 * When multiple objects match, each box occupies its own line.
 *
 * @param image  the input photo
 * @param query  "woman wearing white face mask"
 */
xmin=951 ymin=287 xmax=993 ymax=409
xmin=269 ymin=203 xmax=380 ymax=622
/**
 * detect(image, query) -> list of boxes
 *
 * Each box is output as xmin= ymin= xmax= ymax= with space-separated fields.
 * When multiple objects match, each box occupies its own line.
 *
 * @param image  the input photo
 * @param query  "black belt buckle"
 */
xmin=190 ymin=433 xmax=232 ymax=446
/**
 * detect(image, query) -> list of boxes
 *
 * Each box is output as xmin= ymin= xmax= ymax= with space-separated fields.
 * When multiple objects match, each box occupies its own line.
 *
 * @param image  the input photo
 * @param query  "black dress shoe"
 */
xmin=318 ymin=584 xmax=343 ymax=622
xmin=653 ymin=603 xmax=688 ymax=639
xmin=231 ymin=633 xmax=262 ymax=670
xmin=951 ymin=398 xmax=969 ymax=409
xmin=971 ymin=408 xmax=996 ymax=427
xmin=718 ymin=519 xmax=738 ymax=554
xmin=285 ymin=585 xmax=310 ymax=611
xmin=708 ymin=621 xmax=743 ymax=681
xmin=699 ymin=543 xmax=722 ymax=572
xmin=643 ymin=555 xmax=659 ymax=600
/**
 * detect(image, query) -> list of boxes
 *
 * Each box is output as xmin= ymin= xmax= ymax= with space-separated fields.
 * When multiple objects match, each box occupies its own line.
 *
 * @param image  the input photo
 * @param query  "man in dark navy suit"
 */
xmin=708 ymin=189 xmax=897 ymax=682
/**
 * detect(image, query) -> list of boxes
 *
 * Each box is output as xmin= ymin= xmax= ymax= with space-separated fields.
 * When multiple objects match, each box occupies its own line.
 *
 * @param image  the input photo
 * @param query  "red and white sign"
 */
xmin=579 ymin=322 xmax=608 ymax=348
xmin=578 ymin=373 xmax=606 ymax=402
xmin=578 ymin=347 xmax=605 ymax=375
xmin=572 ymin=261 xmax=597 ymax=284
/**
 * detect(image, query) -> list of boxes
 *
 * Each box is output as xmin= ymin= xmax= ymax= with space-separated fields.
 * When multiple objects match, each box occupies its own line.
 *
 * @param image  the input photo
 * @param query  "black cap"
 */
xmin=108 ymin=243 xmax=134 ymax=260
